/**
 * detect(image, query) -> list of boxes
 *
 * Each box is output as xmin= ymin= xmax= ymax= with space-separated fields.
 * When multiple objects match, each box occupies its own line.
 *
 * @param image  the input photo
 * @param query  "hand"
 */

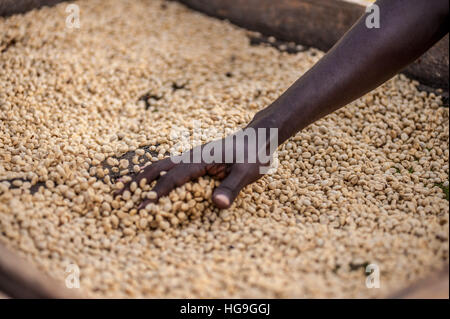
xmin=115 ymin=118 xmax=278 ymax=209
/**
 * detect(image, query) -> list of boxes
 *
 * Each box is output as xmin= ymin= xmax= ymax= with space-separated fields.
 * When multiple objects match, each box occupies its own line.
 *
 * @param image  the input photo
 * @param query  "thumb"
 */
xmin=212 ymin=167 xmax=248 ymax=209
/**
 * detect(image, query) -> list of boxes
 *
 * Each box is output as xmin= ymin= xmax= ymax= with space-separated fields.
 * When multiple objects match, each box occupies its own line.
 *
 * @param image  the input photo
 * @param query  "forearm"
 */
xmin=257 ymin=0 xmax=448 ymax=143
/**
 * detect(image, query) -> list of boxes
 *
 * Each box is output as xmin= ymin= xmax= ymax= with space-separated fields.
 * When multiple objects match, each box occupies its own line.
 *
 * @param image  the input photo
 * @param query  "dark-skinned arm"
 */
xmin=258 ymin=0 xmax=449 ymax=144
xmin=117 ymin=0 xmax=449 ymax=209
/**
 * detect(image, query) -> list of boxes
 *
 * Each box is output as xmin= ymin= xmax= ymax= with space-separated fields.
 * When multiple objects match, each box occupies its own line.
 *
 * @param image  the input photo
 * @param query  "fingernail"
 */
xmin=214 ymin=194 xmax=230 ymax=208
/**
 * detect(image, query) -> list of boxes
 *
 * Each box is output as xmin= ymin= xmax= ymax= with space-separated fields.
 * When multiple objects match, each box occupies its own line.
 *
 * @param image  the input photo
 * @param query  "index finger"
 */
xmin=114 ymin=156 xmax=175 ymax=197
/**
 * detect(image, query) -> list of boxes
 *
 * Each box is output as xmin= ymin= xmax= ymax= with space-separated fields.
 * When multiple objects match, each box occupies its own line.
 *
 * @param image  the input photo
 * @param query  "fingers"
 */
xmin=138 ymin=163 xmax=207 ymax=210
xmin=114 ymin=157 xmax=175 ymax=196
xmin=212 ymin=166 xmax=249 ymax=209
xmin=206 ymin=163 xmax=228 ymax=179
xmin=114 ymin=151 xmax=248 ymax=210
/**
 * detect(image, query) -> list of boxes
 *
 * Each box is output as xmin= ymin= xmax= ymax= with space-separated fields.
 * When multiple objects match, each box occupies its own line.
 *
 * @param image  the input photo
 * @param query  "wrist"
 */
xmin=249 ymin=101 xmax=299 ymax=144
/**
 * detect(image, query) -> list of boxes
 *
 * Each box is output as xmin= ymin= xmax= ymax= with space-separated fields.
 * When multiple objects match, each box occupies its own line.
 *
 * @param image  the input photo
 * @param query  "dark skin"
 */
xmin=116 ymin=0 xmax=449 ymax=209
